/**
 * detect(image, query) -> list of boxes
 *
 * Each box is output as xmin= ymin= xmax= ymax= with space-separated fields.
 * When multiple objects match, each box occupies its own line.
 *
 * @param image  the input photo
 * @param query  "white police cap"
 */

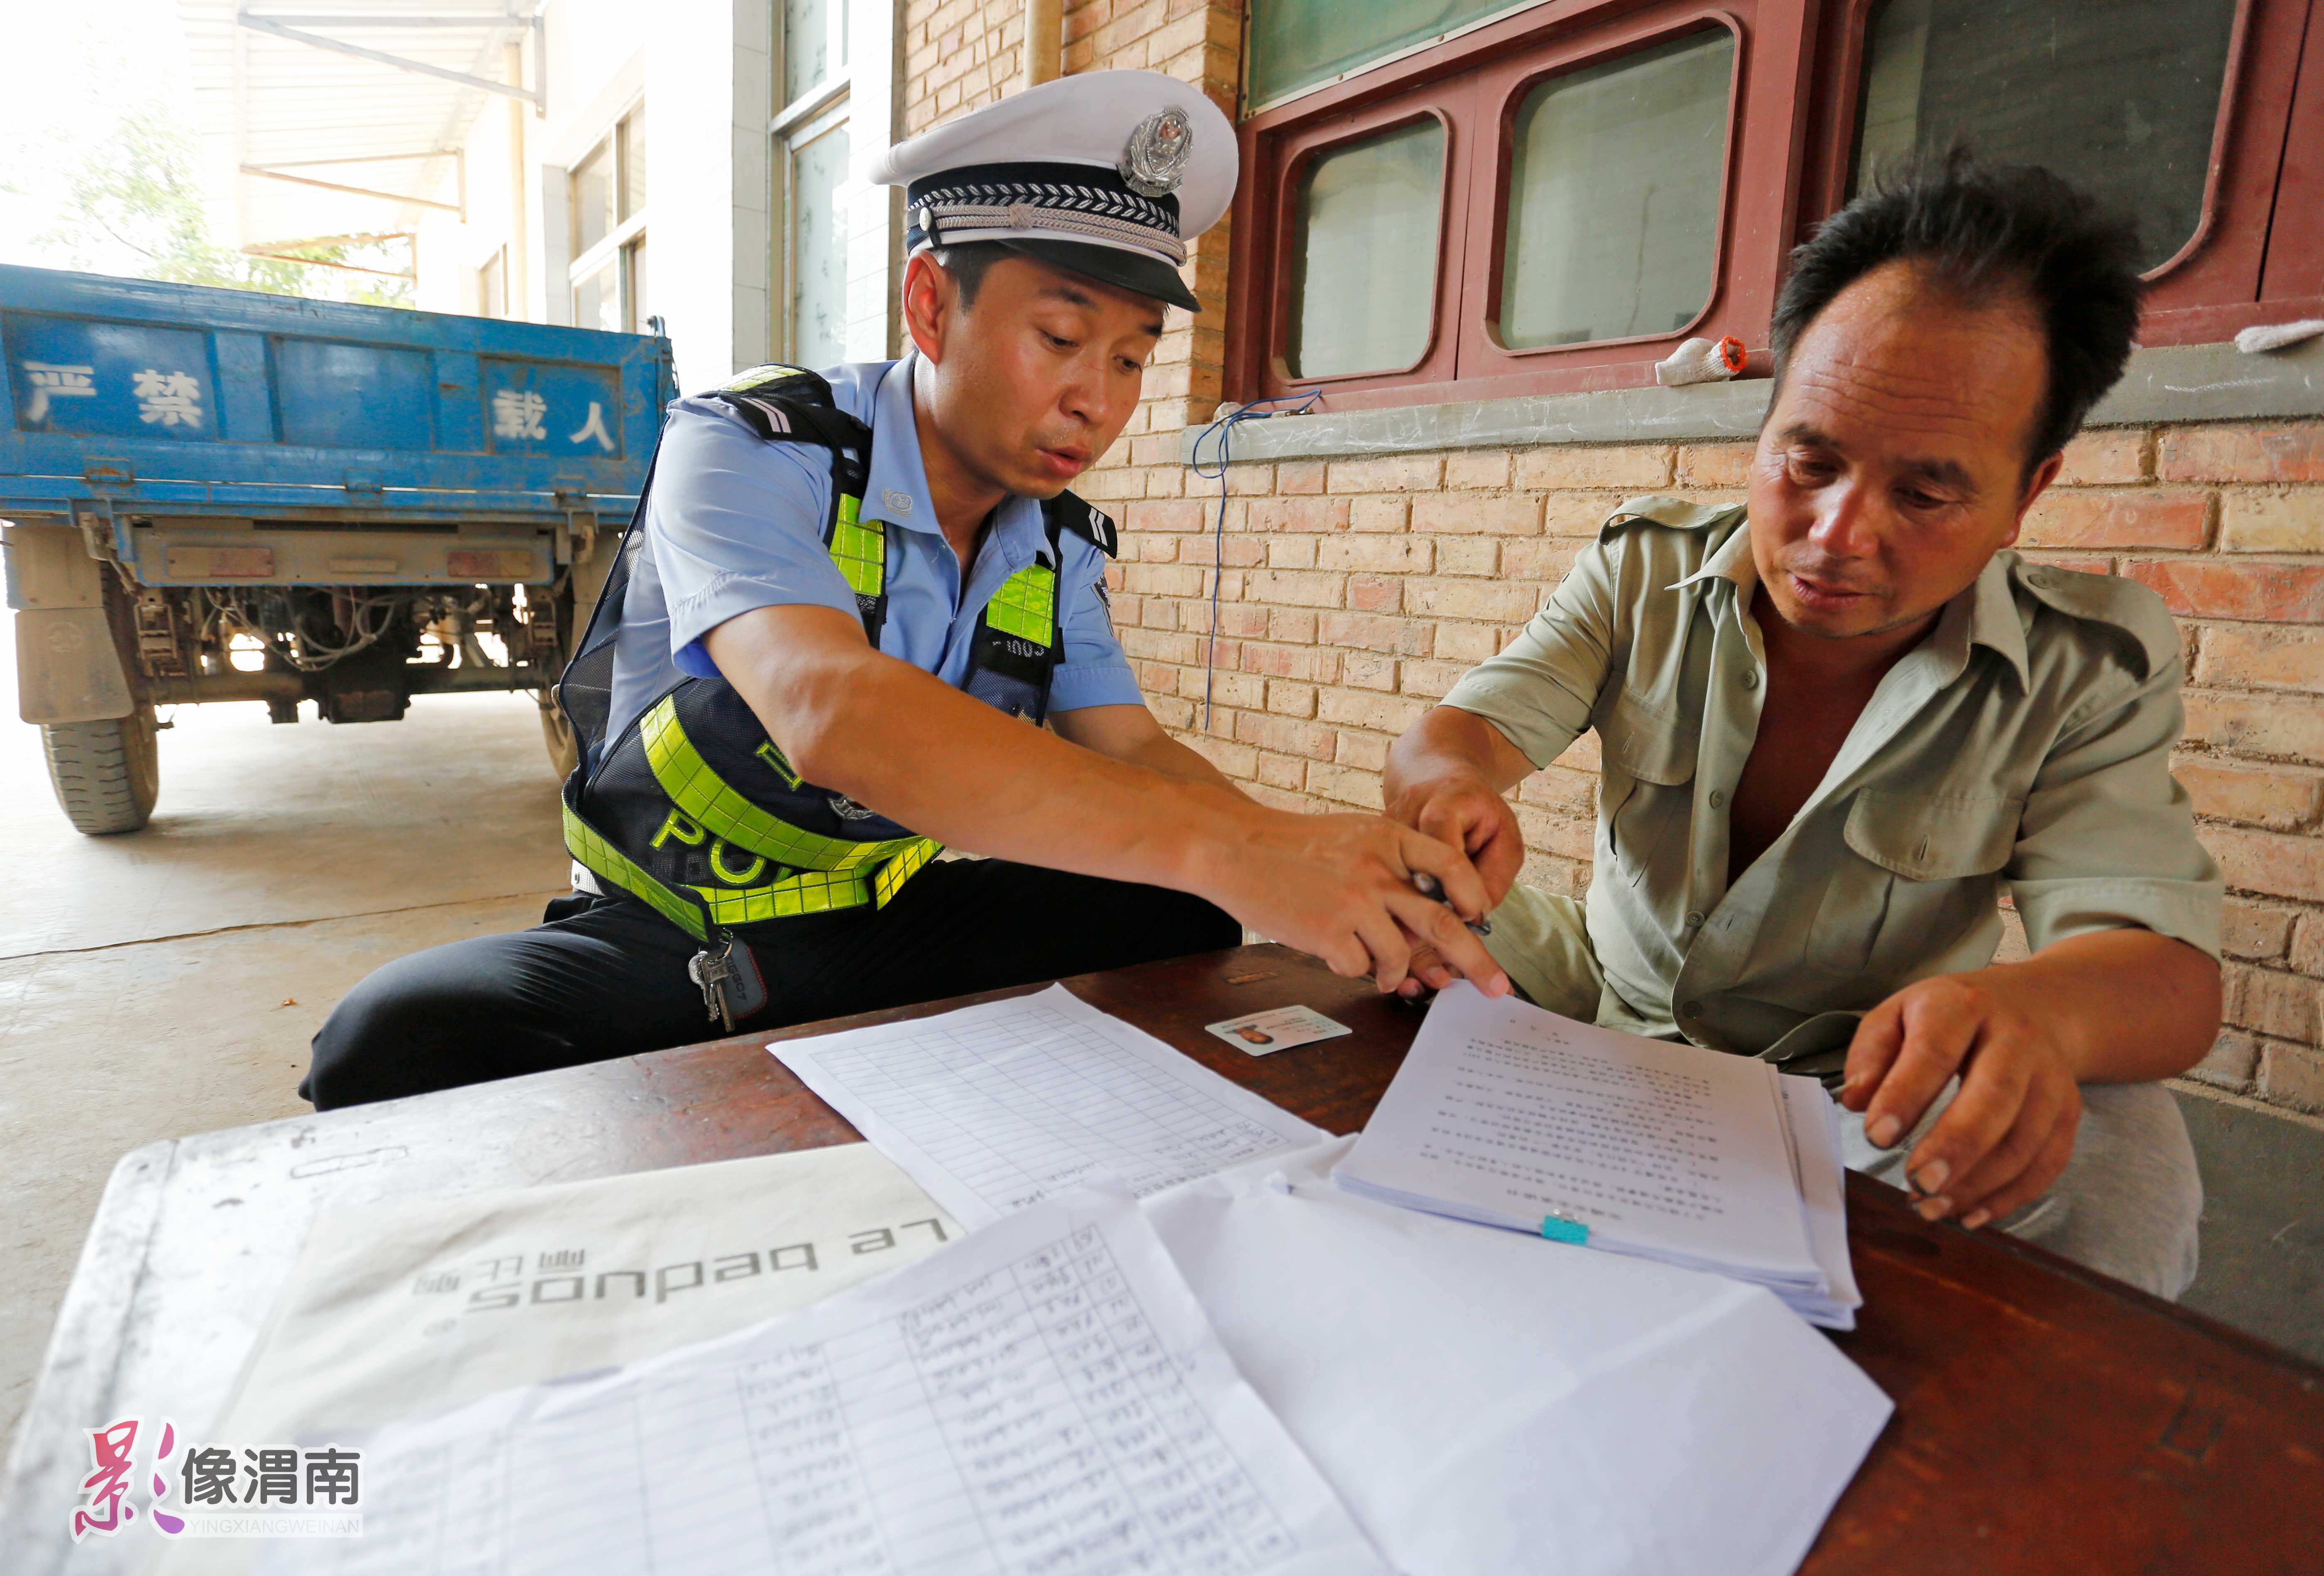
xmin=864 ymin=70 xmax=1235 ymax=313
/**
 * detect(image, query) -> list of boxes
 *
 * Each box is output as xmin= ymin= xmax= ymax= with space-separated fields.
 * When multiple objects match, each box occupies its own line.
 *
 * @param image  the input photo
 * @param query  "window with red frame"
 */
xmin=1229 ymin=0 xmax=2321 ymax=411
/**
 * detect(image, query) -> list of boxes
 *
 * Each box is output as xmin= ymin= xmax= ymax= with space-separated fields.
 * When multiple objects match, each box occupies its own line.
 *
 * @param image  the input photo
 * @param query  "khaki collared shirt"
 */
xmin=1443 ymin=495 xmax=2222 ymax=1071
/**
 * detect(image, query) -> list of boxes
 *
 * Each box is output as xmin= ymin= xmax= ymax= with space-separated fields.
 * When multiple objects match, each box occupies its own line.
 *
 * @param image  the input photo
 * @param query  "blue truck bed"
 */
xmin=0 ymin=265 xmax=679 ymax=830
xmin=0 ymin=263 xmax=668 ymax=522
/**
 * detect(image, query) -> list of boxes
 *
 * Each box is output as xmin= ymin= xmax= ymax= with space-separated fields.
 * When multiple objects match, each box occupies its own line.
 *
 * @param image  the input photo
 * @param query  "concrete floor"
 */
xmin=2 ymin=641 xmax=2318 ymax=1466
xmin=0 ymin=633 xmax=569 ymax=1449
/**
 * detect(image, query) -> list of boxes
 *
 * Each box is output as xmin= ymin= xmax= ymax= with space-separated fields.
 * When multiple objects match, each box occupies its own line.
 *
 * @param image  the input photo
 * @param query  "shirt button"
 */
xmin=1684 ymin=911 xmax=1705 ymax=928
xmin=1708 ymin=789 xmax=1727 ymax=808
xmin=1739 ymin=671 xmax=1760 ymax=690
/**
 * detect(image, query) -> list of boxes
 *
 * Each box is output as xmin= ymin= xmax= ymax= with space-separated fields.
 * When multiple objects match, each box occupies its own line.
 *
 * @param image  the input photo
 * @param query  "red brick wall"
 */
xmin=897 ymin=5 xmax=2324 ymax=1117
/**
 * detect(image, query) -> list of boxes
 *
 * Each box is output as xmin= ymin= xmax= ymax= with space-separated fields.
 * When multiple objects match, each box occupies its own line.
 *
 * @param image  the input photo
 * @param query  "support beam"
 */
xmin=234 ymin=12 xmax=542 ymax=107
xmin=241 ymin=12 xmax=529 ymax=26
xmin=243 ymin=249 xmax=417 ymax=281
xmin=240 ymin=164 xmax=463 ymax=214
xmin=245 ymin=149 xmax=465 ymax=168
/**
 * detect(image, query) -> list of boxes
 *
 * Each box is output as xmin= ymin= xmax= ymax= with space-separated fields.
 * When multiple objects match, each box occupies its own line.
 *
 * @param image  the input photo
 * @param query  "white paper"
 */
xmin=1336 ymin=984 xmax=1822 ymax=1283
xmin=212 ymin=1145 xmax=955 ymax=1438
xmin=1780 ymin=1075 xmax=1863 ymax=1327
xmin=260 ymin=1187 xmax=1388 ymax=1576
xmin=1145 ymin=1139 xmax=1893 ymax=1576
xmin=159 ymin=1146 xmax=958 ymax=1576
xmin=771 ymin=984 xmax=1329 ymax=1227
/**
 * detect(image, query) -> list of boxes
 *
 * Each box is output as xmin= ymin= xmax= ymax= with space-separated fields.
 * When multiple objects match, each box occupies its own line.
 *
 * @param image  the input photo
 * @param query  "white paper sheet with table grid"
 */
xmin=769 ymin=985 xmax=1330 ymax=1228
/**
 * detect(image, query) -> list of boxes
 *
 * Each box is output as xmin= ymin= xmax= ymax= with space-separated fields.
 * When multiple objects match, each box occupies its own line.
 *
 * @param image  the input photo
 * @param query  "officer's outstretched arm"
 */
xmin=704 ymin=603 xmax=1511 ymax=997
xmin=1050 ymin=703 xmax=1242 ymax=794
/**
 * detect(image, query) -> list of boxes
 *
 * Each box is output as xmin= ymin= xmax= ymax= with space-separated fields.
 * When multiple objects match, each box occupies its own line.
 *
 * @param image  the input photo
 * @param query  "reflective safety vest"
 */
xmin=554 ymin=363 xmax=1119 ymax=945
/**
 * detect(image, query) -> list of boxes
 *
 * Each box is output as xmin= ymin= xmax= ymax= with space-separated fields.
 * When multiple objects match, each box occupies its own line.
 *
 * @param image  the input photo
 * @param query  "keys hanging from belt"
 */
xmin=687 ymin=936 xmax=768 ymax=1033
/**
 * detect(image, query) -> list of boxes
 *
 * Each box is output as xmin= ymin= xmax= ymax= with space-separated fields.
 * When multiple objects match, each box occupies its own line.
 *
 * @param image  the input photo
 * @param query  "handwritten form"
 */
xmin=264 ymin=1188 xmax=1384 ymax=1576
xmin=771 ymin=985 xmax=1329 ymax=1229
xmin=1336 ymin=984 xmax=1829 ymax=1292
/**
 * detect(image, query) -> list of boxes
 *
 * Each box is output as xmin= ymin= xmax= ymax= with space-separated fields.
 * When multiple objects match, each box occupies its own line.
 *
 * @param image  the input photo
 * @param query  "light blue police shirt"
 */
xmin=602 ymin=356 xmax=1140 ymax=745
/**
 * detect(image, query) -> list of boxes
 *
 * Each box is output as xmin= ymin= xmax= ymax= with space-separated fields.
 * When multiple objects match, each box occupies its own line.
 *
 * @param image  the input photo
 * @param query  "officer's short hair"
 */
xmin=930 ymin=242 xmax=1011 ymax=308
xmin=1770 ymin=150 xmax=2144 ymax=470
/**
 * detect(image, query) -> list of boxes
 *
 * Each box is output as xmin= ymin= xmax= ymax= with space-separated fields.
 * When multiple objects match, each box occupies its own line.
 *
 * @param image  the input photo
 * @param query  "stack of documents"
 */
xmin=1333 ymin=984 xmax=1862 ymax=1327
xmin=258 ymin=1155 xmax=1887 ymax=1576
xmin=213 ymin=983 xmax=1888 ymax=1575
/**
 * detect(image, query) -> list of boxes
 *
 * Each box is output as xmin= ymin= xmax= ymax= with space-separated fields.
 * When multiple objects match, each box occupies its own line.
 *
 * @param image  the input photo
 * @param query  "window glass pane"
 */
xmin=571 ymin=138 xmax=615 ymax=256
xmin=1854 ymin=0 xmax=2238 ymax=272
xmin=621 ymin=108 xmax=647 ymax=219
xmin=627 ymin=237 xmax=648 ymax=333
xmin=1286 ymin=119 xmax=1443 ymax=380
xmin=790 ymin=122 xmax=852 ymax=368
xmin=1499 ymin=29 xmax=1735 ymax=350
xmin=785 ymin=0 xmax=837 ymax=106
xmin=574 ymin=259 xmax=620 ymax=333
xmin=1250 ymin=0 xmax=1513 ymax=107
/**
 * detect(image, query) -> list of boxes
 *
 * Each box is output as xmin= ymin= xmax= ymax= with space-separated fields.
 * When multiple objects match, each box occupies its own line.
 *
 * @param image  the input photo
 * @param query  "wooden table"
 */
xmin=6 ymin=944 xmax=2321 ymax=1573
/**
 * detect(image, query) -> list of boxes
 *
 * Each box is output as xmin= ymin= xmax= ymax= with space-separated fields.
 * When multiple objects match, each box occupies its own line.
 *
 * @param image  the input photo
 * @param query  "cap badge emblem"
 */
xmin=1119 ymin=106 xmax=1192 ymax=198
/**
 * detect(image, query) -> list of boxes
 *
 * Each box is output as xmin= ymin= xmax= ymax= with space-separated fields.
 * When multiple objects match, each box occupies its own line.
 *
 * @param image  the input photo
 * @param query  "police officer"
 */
xmin=305 ymin=71 xmax=1508 ymax=1109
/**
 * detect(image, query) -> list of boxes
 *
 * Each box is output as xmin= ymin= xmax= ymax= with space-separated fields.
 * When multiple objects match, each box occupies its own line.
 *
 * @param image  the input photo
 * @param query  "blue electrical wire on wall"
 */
xmin=1186 ymin=390 xmax=1324 ymax=730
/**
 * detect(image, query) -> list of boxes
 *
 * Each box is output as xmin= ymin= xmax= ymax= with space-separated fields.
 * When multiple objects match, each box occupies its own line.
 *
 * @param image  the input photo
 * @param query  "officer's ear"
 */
xmin=902 ymin=251 xmax=960 ymax=367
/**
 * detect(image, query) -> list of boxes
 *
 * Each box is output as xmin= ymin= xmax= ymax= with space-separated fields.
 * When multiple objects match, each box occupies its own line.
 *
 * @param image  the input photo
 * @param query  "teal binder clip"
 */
xmin=1541 ymin=1215 xmax=1589 ymax=1245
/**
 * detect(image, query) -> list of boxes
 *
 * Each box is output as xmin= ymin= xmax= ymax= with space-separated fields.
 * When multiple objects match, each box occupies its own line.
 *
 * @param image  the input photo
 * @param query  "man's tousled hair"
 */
xmin=1770 ymin=150 xmax=2145 ymax=468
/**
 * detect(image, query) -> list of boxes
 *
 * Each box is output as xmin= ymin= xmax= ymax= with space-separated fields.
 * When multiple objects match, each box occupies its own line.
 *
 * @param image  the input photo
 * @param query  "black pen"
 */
xmin=1412 ymin=873 xmax=1492 ymax=936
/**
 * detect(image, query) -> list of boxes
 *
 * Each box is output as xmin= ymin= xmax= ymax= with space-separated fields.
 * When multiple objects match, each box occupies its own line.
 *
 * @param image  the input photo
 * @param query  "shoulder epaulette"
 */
xmin=1044 ymin=490 xmax=1118 ymax=557
xmin=1598 ymin=494 xmax=1747 ymax=542
xmin=703 ymin=363 xmax=870 ymax=457
xmin=2009 ymin=559 xmax=2178 ymax=678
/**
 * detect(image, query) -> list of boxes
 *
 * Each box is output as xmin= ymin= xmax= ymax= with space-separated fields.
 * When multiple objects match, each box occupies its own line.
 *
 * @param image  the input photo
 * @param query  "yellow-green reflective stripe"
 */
xmin=562 ymin=800 xmax=707 ymax=942
xmin=718 ymin=363 xmax=810 ymax=391
xmin=689 ymin=837 xmax=939 ymax=923
xmin=830 ymin=497 xmax=883 ymax=598
xmin=641 ymin=697 xmax=923 ymax=873
xmin=568 ymin=796 xmax=938 ymax=932
xmin=983 ymin=562 xmax=1055 ymax=644
xmin=873 ymin=838 xmax=939 ymax=907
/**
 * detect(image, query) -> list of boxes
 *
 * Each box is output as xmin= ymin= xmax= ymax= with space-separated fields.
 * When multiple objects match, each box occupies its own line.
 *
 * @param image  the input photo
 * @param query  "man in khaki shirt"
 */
xmin=1385 ymin=156 xmax=2223 ymax=1298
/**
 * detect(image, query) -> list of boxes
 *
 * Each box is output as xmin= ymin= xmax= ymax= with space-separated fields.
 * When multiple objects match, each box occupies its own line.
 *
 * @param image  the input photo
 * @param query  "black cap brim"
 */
xmin=994 ymin=238 xmax=1199 ymax=313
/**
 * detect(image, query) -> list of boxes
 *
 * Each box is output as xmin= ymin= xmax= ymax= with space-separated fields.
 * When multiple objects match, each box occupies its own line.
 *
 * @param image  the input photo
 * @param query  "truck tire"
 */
xmin=42 ymin=707 xmax=160 ymax=835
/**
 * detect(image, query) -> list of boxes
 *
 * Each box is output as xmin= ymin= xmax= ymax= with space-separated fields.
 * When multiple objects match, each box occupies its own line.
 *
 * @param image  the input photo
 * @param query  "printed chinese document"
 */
xmin=1333 ymin=984 xmax=1856 ymax=1322
xmin=260 ymin=1187 xmax=1386 ymax=1576
xmin=769 ymin=985 xmax=1329 ymax=1227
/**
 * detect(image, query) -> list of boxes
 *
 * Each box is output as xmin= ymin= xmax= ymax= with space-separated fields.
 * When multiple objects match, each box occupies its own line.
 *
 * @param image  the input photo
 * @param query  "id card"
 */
xmin=1204 ymin=1005 xmax=1352 ymax=1056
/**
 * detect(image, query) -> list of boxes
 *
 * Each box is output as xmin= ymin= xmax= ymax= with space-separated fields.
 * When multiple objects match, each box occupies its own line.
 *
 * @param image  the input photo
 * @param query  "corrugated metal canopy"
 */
xmin=179 ymin=1 xmax=537 ymax=254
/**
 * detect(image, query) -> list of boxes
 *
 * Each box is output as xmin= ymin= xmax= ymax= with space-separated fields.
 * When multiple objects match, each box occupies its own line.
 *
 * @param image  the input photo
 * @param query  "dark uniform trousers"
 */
xmin=303 ymin=860 xmax=1239 ymax=1109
